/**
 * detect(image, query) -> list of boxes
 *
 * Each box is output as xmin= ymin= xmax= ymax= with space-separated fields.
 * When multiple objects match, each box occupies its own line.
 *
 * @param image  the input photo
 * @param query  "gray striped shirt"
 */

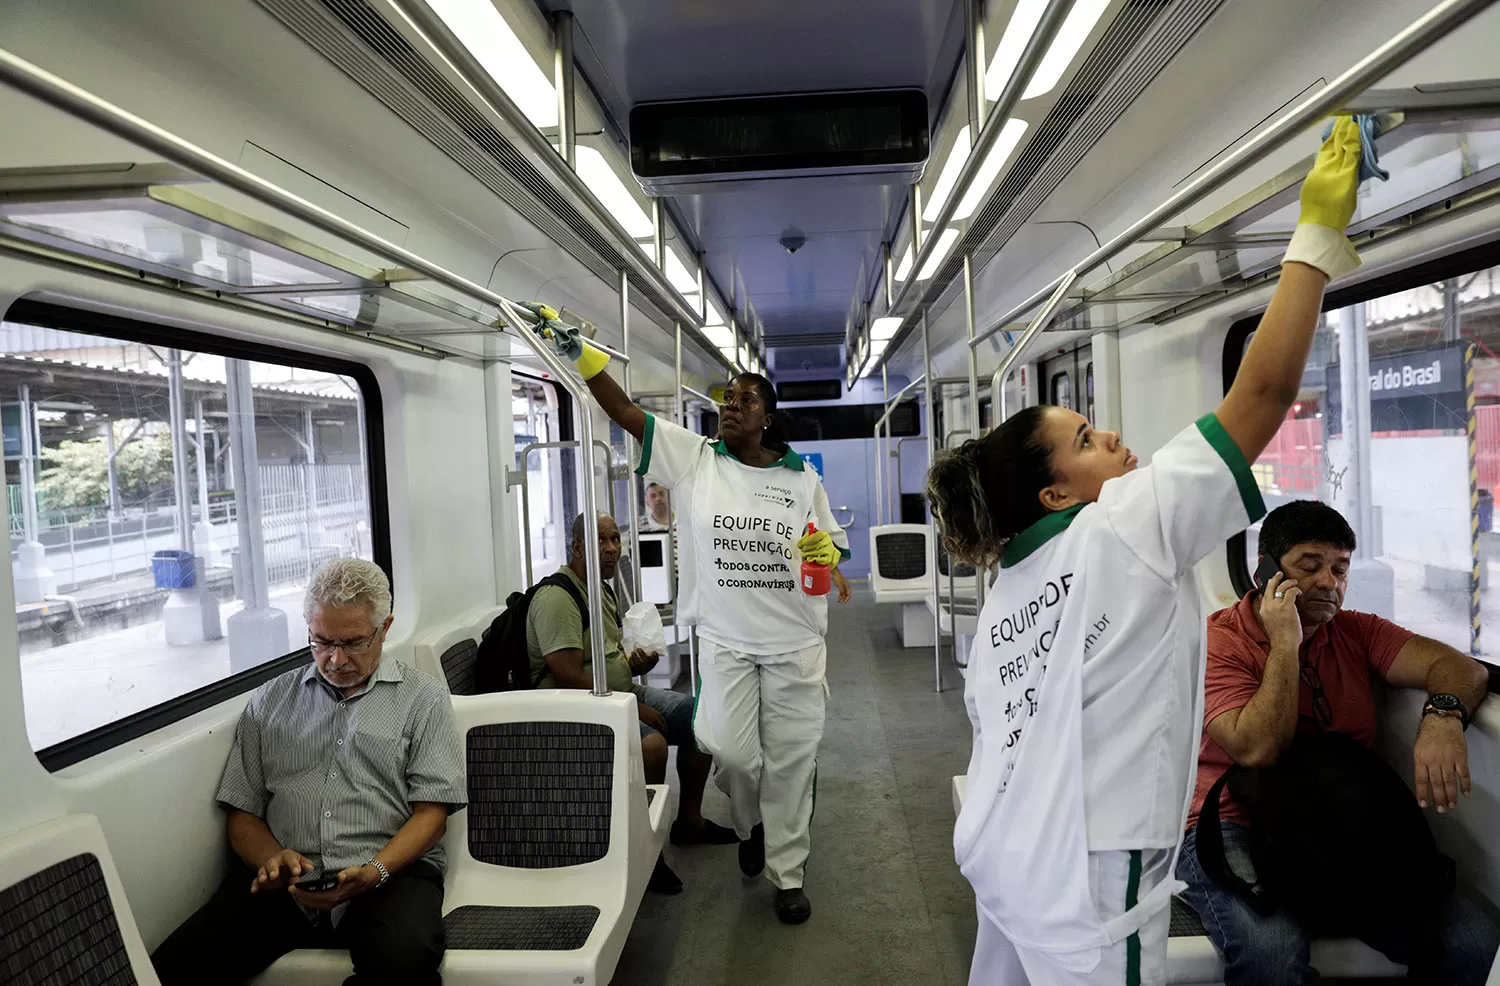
xmin=216 ymin=657 xmax=466 ymax=874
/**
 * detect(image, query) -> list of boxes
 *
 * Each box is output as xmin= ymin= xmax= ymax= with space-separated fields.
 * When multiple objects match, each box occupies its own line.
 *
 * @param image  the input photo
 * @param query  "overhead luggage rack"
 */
xmin=1048 ymin=100 xmax=1500 ymax=336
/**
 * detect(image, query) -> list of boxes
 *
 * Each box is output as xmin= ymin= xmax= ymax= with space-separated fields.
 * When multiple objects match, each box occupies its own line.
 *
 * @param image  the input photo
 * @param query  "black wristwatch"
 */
xmin=1422 ymin=692 xmax=1470 ymax=730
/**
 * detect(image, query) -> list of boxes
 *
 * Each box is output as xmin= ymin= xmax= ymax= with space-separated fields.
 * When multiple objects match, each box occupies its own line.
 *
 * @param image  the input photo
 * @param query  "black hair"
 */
xmin=1257 ymin=500 xmax=1356 ymax=566
xmin=728 ymin=372 xmax=790 ymax=448
xmin=925 ymin=405 xmax=1057 ymax=568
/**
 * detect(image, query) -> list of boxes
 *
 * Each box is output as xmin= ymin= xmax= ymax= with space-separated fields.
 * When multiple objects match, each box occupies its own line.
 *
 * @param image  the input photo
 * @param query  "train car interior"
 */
xmin=4 ymin=0 xmax=1500 ymax=983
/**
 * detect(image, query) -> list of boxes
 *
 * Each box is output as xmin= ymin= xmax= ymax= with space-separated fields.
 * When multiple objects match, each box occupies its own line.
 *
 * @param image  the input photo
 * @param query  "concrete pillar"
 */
xmin=11 ymin=385 xmax=54 ymax=604
xmin=225 ymin=359 xmax=289 ymax=671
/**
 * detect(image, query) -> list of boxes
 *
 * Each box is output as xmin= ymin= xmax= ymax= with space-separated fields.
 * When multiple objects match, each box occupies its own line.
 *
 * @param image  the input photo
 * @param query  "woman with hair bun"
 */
xmin=930 ymin=118 xmax=1366 ymax=986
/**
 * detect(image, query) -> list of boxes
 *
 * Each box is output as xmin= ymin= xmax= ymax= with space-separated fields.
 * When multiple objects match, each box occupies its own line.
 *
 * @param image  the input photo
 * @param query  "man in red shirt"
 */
xmin=1176 ymin=500 xmax=1498 ymax=985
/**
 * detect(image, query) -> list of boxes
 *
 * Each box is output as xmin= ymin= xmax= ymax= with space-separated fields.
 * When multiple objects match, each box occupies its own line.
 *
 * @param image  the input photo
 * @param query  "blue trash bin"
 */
xmin=152 ymin=549 xmax=196 ymax=589
xmin=1480 ymin=491 xmax=1494 ymax=533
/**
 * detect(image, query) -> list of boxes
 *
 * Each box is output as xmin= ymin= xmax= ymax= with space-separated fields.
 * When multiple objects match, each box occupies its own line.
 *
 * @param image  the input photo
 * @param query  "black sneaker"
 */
xmin=648 ymin=855 xmax=683 ymax=895
xmin=738 ymin=824 xmax=765 ymax=877
xmin=775 ymin=887 xmax=811 ymax=924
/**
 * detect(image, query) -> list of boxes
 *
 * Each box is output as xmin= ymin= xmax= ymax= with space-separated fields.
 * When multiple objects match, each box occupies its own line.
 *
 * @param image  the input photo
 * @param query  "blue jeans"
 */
xmin=636 ymin=685 xmax=694 ymax=747
xmin=1177 ymin=821 xmax=1499 ymax=985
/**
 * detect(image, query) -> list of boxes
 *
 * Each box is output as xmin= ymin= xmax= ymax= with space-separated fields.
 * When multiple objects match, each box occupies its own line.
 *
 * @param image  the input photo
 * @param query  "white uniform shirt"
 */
xmin=956 ymin=414 xmax=1265 ymax=949
xmin=635 ymin=414 xmax=850 ymax=655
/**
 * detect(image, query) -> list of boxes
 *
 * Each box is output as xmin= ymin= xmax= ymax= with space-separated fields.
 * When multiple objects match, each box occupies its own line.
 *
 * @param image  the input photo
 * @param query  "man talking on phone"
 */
xmin=1175 ymin=501 xmax=1497 ymax=984
xmin=152 ymin=559 xmax=466 ymax=986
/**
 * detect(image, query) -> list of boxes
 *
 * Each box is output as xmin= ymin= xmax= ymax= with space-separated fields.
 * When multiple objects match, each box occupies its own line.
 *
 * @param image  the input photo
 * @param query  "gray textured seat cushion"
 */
xmin=0 ymin=853 xmax=137 ymax=984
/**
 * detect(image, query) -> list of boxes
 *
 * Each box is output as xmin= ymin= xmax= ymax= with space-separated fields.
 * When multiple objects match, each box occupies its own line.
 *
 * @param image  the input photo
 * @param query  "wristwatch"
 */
xmin=1422 ymin=692 xmax=1470 ymax=730
xmin=365 ymin=858 xmax=390 ymax=888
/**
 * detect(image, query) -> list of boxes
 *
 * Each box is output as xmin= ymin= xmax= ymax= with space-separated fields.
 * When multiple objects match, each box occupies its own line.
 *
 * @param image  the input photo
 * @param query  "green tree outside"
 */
xmin=37 ymin=426 xmax=178 ymax=512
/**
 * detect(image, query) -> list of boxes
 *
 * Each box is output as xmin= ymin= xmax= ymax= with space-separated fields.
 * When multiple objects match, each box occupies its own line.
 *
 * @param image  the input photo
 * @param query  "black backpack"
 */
xmin=473 ymin=573 xmax=590 ymax=693
xmin=1196 ymin=731 xmax=1454 ymax=979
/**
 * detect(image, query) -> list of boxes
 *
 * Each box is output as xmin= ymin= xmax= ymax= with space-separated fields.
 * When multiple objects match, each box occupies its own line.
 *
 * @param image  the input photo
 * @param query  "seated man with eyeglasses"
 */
xmin=1176 ymin=500 xmax=1497 ymax=985
xmin=152 ymin=558 xmax=465 ymax=986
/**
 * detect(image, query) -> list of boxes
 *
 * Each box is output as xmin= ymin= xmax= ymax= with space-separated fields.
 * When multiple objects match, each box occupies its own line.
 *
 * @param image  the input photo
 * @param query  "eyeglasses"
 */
xmin=308 ymin=629 xmax=382 ymax=658
xmin=1298 ymin=657 xmax=1333 ymax=730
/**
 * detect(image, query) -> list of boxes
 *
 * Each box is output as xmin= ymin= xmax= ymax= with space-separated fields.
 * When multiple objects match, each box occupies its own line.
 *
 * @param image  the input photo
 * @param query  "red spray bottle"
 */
xmin=800 ymin=523 xmax=831 ymax=596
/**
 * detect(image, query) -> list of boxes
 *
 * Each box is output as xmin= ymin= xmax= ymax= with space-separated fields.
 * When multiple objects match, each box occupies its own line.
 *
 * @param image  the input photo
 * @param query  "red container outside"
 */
xmin=800 ymin=523 xmax=831 ymax=596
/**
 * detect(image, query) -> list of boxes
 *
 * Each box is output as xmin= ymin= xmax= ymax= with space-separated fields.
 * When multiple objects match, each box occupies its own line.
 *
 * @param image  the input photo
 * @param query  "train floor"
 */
xmin=613 ymin=593 xmax=978 ymax=985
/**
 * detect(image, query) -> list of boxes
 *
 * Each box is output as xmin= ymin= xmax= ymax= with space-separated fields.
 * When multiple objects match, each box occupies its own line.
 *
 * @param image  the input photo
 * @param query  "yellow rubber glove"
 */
xmin=1283 ymin=116 xmax=1363 ymax=280
xmin=1298 ymin=115 xmax=1362 ymax=232
xmin=797 ymin=529 xmax=838 ymax=567
xmin=517 ymin=302 xmax=611 ymax=379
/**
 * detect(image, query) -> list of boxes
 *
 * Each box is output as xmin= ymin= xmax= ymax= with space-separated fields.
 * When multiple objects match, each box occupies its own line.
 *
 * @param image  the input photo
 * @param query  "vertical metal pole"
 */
xmin=166 ymin=350 xmax=193 ymax=553
xmin=553 ymin=10 xmax=576 ymax=170
xmin=105 ymin=417 xmax=120 ymax=519
xmin=17 ymin=385 xmax=36 ymax=543
xmin=912 ymin=184 xmax=925 ymax=253
xmin=964 ymin=254 xmax=986 ymax=612
xmin=923 ymin=312 xmax=944 ymax=692
xmin=653 ymin=199 xmax=667 ymax=272
xmin=1467 ymin=343 xmax=1481 ymax=657
xmin=964 ymin=0 xmax=988 ymax=137
xmin=883 ymin=242 xmax=895 ymax=309
xmin=194 ymin=398 xmax=211 ymax=526
xmin=1338 ymin=306 xmax=1376 ymax=554
xmin=302 ymin=408 xmax=317 ymax=578
xmin=696 ymin=253 xmax=707 ymax=319
xmin=879 ymin=365 xmax=889 ymax=526
xmin=621 ymin=269 xmax=642 ymax=597
xmin=674 ymin=322 xmax=684 ymax=427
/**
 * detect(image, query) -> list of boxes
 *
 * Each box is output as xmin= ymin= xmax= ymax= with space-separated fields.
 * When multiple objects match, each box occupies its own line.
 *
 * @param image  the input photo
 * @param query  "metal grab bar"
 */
xmin=969 ymin=0 xmax=1500 ymax=355
xmin=873 ymin=373 xmax=927 ymax=526
xmin=991 ymin=271 xmax=1078 ymax=425
xmin=831 ymin=506 xmax=858 ymax=530
xmin=0 ymin=47 xmax=624 ymax=692
xmin=514 ymin=440 xmax=616 ymax=588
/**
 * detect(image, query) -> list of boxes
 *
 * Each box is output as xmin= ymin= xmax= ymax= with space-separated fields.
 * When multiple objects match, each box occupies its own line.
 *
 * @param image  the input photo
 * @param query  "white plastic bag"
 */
xmin=621 ymin=601 xmax=667 ymax=657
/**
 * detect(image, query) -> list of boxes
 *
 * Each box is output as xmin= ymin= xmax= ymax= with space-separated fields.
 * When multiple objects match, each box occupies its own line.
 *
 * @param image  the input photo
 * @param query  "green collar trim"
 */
xmin=1000 ymin=505 xmax=1086 ymax=569
xmin=708 ymin=438 xmax=805 ymax=471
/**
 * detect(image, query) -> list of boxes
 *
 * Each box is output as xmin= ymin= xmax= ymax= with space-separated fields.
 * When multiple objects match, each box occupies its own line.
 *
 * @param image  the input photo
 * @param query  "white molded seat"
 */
xmin=927 ymin=594 xmax=979 ymax=636
xmin=0 ymin=813 xmax=162 ymax=985
xmin=949 ymin=775 xmax=1405 ymax=984
xmin=257 ymin=690 xmax=673 ymax=986
xmin=412 ymin=604 xmax=504 ymax=695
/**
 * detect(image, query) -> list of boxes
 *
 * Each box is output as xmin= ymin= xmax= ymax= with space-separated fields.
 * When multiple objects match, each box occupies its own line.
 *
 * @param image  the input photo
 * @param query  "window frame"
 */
xmin=1220 ymin=240 xmax=1500 ymax=690
xmin=4 ymin=299 xmax=391 ymax=771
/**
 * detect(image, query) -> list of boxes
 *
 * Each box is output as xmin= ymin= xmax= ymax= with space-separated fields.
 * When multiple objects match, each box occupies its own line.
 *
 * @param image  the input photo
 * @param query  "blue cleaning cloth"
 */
xmin=517 ymin=301 xmax=583 ymax=360
xmin=1320 ymin=114 xmax=1389 ymax=183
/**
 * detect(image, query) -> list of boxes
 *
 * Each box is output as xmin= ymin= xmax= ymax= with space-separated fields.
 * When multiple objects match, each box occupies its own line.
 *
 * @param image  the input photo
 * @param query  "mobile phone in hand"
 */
xmin=293 ymin=872 xmax=340 ymax=893
xmin=1254 ymin=555 xmax=1282 ymax=590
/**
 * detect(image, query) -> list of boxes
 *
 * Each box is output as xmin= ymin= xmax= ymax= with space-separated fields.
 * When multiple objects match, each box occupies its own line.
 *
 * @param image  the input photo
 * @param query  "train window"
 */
xmin=1225 ymin=255 xmax=1500 ymax=675
xmin=4 ymin=301 xmax=386 ymax=766
xmin=1085 ymin=363 xmax=1095 ymax=424
xmin=512 ymin=375 xmax=566 ymax=581
xmin=1050 ymin=371 xmax=1072 ymax=410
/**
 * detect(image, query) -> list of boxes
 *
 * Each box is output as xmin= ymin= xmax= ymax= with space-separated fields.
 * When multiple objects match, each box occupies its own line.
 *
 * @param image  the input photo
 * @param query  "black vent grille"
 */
xmin=253 ymin=0 xmax=683 ymax=331
xmin=925 ymin=0 xmax=1228 ymax=321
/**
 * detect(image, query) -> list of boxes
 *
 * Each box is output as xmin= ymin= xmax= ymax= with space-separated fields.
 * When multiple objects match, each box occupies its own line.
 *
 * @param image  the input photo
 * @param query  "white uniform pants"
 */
xmin=694 ymin=638 xmax=826 ymax=889
xmin=969 ymin=850 xmax=1171 ymax=986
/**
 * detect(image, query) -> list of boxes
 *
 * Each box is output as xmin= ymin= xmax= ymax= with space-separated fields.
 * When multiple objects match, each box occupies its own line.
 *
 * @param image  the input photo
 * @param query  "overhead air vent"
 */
xmin=631 ymin=89 xmax=929 ymax=195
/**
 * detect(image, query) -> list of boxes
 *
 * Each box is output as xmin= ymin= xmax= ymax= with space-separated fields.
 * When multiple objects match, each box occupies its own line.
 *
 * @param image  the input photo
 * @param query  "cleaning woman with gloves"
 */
xmin=522 ymin=317 xmax=850 ymax=926
xmin=925 ymin=117 xmax=1367 ymax=986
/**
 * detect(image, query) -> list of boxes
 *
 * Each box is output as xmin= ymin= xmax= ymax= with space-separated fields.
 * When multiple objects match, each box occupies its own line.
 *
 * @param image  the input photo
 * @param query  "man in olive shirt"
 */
xmin=527 ymin=513 xmax=736 ymax=892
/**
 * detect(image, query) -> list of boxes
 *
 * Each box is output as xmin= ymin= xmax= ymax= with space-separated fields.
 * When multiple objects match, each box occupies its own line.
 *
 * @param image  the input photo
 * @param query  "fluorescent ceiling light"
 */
xmin=984 ymin=0 xmax=1111 ymax=101
xmin=953 ymin=119 xmax=1028 ymax=220
xmin=424 ymin=0 xmax=557 ymax=128
xmin=1026 ymin=0 xmax=1112 ymax=99
xmin=704 ymin=324 xmax=734 ymax=348
xmin=705 ymin=299 xmax=726 ymax=326
xmin=574 ymin=147 xmax=653 ymax=238
xmin=917 ymin=228 xmax=960 ymax=281
xmin=665 ymin=249 xmax=699 ymax=294
xmin=871 ymin=317 xmax=903 ymax=341
xmin=895 ymin=245 xmax=914 ymax=282
xmin=719 ymin=345 xmax=737 ymax=361
xmin=923 ymin=126 xmax=971 ymax=222
xmin=870 ymin=339 xmax=889 ymax=358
